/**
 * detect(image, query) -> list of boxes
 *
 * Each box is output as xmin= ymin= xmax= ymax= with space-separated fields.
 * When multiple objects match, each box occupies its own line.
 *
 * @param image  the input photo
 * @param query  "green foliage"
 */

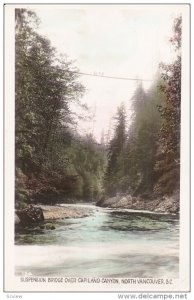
xmin=15 ymin=168 xmax=30 ymax=208
xmin=15 ymin=9 xmax=84 ymax=175
xmin=15 ymin=10 xmax=181 ymax=206
xmin=104 ymin=17 xmax=181 ymax=200
xmin=126 ymin=81 xmax=165 ymax=195
xmin=104 ymin=80 xmax=165 ymax=198
xmin=15 ymin=9 xmax=106 ymax=206
xmin=66 ymin=134 xmax=107 ymax=201
xmin=104 ymin=104 xmax=127 ymax=195
xmin=154 ymin=16 xmax=181 ymax=195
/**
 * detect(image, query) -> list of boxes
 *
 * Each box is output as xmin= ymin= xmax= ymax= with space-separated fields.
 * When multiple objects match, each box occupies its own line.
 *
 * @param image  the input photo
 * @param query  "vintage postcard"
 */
xmin=4 ymin=4 xmax=190 ymax=292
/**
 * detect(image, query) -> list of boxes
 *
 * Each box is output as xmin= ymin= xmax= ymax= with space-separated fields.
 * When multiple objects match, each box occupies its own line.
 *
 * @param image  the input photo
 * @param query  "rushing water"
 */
xmin=15 ymin=203 xmax=179 ymax=278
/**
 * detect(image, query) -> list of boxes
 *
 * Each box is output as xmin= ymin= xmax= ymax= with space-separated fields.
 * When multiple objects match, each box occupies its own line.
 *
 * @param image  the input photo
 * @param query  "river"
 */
xmin=15 ymin=203 xmax=179 ymax=278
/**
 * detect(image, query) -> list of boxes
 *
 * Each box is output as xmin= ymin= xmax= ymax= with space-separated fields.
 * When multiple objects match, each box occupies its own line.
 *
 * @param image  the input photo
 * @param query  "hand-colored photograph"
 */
xmin=4 ymin=3 xmax=190 ymax=292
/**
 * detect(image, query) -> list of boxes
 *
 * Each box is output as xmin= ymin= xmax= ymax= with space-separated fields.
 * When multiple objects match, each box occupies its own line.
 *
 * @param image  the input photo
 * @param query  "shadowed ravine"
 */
xmin=15 ymin=203 xmax=179 ymax=278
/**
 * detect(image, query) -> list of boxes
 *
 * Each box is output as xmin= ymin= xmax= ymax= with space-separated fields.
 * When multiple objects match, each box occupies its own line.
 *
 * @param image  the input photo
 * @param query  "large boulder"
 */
xmin=16 ymin=205 xmax=44 ymax=226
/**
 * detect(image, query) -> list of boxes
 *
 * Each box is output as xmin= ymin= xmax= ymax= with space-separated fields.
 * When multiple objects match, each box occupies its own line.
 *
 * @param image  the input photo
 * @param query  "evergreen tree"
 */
xmin=154 ymin=16 xmax=181 ymax=195
xmin=124 ymin=80 xmax=164 ymax=196
xmin=104 ymin=104 xmax=127 ymax=195
xmin=15 ymin=9 xmax=84 ymax=175
xmin=15 ymin=9 xmax=103 ymax=207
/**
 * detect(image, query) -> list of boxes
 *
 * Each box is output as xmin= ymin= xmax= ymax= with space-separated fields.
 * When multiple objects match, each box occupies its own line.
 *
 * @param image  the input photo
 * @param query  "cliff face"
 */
xmin=96 ymin=191 xmax=179 ymax=214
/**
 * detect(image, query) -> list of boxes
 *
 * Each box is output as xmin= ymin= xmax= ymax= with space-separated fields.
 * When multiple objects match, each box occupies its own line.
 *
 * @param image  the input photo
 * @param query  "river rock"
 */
xmin=114 ymin=196 xmax=129 ymax=208
xmin=155 ymin=194 xmax=179 ymax=214
xmin=16 ymin=205 xmax=44 ymax=226
xmin=44 ymin=223 xmax=56 ymax=230
xmin=97 ymin=191 xmax=179 ymax=214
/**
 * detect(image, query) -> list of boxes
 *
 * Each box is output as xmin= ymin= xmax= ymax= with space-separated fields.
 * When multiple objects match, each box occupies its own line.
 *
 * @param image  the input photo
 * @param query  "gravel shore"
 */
xmin=40 ymin=204 xmax=94 ymax=220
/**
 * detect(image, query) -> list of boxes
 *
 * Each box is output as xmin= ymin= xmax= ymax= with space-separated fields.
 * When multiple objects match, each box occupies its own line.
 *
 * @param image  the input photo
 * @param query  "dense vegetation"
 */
xmin=15 ymin=9 xmax=106 ymax=208
xmin=15 ymin=9 xmax=181 ymax=208
xmin=104 ymin=80 xmax=165 ymax=198
xmin=104 ymin=17 xmax=181 ymax=200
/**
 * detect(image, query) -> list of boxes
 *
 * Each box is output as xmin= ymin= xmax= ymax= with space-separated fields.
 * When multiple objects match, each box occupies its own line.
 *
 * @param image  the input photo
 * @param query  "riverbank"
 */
xmin=15 ymin=204 xmax=95 ymax=226
xmin=97 ymin=191 xmax=179 ymax=214
xmin=41 ymin=204 xmax=94 ymax=220
xmin=15 ymin=203 xmax=179 ymax=279
xmin=15 ymin=191 xmax=179 ymax=226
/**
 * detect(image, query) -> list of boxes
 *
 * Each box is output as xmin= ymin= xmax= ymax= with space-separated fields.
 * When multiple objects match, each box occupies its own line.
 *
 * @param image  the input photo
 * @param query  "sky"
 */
xmin=33 ymin=5 xmax=182 ymax=142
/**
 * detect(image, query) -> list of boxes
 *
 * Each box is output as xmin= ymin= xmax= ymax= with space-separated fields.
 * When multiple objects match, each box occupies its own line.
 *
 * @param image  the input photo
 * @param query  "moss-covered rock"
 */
xmin=44 ymin=223 xmax=56 ymax=230
xmin=16 ymin=205 xmax=44 ymax=226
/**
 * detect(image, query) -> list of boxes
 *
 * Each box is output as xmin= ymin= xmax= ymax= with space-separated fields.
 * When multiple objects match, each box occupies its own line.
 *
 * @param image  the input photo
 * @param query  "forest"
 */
xmin=15 ymin=9 xmax=181 ymax=209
